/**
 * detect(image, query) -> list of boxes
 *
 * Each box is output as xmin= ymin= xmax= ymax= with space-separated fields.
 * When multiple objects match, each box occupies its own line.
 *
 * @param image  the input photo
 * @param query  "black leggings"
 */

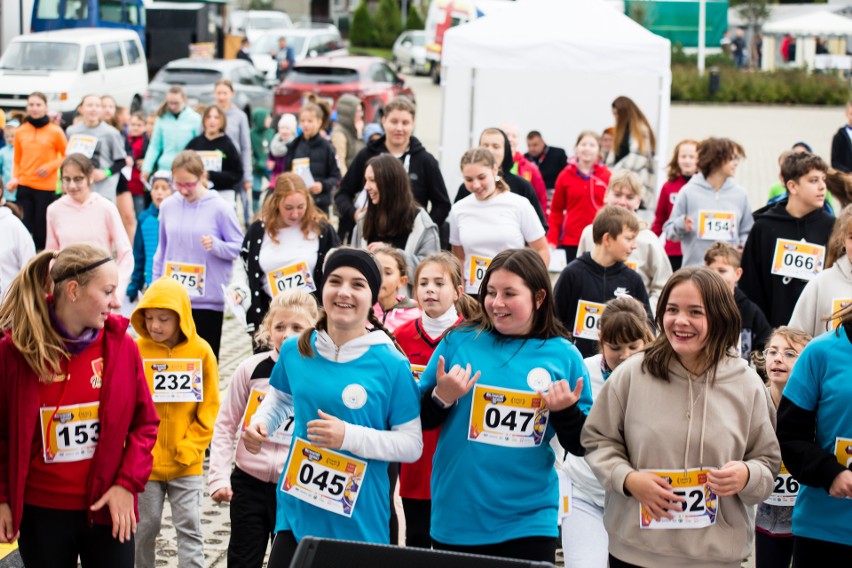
xmin=227 ymin=467 xmax=277 ymax=568
xmin=17 ymin=185 xmax=58 ymax=251
xmin=401 ymin=497 xmax=431 ymax=548
xmin=17 ymin=504 xmax=134 ymax=568
xmin=388 ymin=462 xmax=399 ymax=545
xmin=793 ymin=535 xmax=852 ymax=568
xmin=755 ymin=530 xmax=793 ymax=568
xmin=432 ymin=536 xmax=557 ymax=563
xmin=191 ymin=308 xmax=224 ymax=360
xmin=608 ymin=555 xmax=644 ymax=568
xmin=267 ymin=530 xmax=299 ymax=568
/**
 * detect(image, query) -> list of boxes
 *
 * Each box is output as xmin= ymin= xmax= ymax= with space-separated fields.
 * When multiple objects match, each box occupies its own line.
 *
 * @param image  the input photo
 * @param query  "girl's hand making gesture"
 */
xmin=433 ymin=356 xmax=480 ymax=405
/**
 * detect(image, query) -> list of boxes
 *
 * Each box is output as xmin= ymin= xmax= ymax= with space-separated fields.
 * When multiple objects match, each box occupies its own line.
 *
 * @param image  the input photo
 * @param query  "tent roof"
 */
xmin=762 ymin=11 xmax=852 ymax=36
xmin=442 ymin=0 xmax=670 ymax=75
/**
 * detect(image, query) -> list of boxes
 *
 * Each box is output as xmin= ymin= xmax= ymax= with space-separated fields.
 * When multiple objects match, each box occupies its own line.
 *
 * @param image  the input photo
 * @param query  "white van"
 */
xmin=0 ymin=28 xmax=148 ymax=122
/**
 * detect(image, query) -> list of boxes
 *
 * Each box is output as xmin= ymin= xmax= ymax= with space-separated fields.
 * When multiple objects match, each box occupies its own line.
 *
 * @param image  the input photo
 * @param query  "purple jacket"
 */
xmin=152 ymin=190 xmax=243 ymax=311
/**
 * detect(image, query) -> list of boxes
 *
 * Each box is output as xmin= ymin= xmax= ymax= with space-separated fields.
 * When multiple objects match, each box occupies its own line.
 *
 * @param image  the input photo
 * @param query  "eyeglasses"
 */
xmin=172 ymin=180 xmax=199 ymax=191
xmin=762 ymin=348 xmax=799 ymax=362
xmin=61 ymin=176 xmax=87 ymax=185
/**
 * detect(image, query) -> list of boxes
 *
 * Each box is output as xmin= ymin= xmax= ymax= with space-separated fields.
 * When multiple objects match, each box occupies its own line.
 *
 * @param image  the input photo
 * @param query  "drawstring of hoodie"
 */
xmin=683 ymin=373 xmax=710 ymax=475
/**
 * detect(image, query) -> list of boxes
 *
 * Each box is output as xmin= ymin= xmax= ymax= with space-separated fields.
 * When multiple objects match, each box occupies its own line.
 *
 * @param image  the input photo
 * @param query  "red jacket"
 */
xmin=513 ymin=152 xmax=548 ymax=212
xmin=651 ymin=175 xmax=689 ymax=257
xmin=547 ymin=161 xmax=610 ymax=247
xmin=0 ymin=315 xmax=159 ymax=535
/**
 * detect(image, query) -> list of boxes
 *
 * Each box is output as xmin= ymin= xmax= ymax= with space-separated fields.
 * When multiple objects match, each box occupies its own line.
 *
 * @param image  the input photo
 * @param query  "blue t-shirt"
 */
xmin=270 ymin=333 xmax=421 ymax=543
xmin=419 ymin=327 xmax=592 ymax=545
xmin=783 ymin=325 xmax=852 ymax=545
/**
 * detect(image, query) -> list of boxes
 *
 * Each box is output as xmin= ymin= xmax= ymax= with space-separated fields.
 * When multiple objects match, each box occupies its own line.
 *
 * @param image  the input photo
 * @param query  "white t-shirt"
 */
xmin=258 ymin=224 xmax=320 ymax=296
xmin=449 ymin=191 xmax=545 ymax=293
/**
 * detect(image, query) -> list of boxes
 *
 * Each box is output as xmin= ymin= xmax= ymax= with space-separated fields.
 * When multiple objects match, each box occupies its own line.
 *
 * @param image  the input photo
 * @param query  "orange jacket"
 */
xmin=13 ymin=121 xmax=67 ymax=191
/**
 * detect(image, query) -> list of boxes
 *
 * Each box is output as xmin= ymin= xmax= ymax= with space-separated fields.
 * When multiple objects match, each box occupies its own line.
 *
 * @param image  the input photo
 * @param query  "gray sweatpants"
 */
xmin=135 ymin=476 xmax=204 ymax=568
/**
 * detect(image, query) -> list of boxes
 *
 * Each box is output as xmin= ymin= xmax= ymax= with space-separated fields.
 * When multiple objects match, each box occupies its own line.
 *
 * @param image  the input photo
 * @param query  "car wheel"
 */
xmin=130 ymin=95 xmax=142 ymax=113
xmin=393 ymin=57 xmax=402 ymax=73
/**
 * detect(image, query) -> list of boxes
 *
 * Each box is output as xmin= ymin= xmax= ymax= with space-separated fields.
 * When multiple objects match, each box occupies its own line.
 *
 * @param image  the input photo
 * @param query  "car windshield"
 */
xmin=288 ymin=66 xmax=360 ymax=84
xmin=248 ymin=17 xmax=291 ymax=30
xmin=411 ymin=34 xmax=425 ymax=47
xmin=154 ymin=67 xmax=223 ymax=85
xmin=252 ymin=34 xmax=306 ymax=55
xmin=0 ymin=41 xmax=80 ymax=71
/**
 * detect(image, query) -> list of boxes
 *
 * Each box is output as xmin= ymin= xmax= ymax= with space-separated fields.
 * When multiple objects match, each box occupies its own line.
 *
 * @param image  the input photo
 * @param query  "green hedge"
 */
xmin=671 ymin=65 xmax=851 ymax=105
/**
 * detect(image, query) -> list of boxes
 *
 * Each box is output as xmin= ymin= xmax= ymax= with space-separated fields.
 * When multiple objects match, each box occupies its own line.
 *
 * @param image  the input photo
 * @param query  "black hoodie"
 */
xmin=285 ymin=132 xmax=341 ymax=213
xmin=554 ymin=252 xmax=652 ymax=359
xmin=734 ymin=286 xmax=771 ymax=359
xmin=454 ymin=129 xmax=548 ymax=231
xmin=334 ymin=134 xmax=451 ymax=240
xmin=739 ymin=198 xmax=836 ymax=327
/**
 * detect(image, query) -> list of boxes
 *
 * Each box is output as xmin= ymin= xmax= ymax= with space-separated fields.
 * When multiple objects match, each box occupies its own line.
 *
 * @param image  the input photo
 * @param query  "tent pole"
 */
xmin=698 ymin=0 xmax=706 ymax=76
xmin=469 ymin=68 xmax=476 ymax=148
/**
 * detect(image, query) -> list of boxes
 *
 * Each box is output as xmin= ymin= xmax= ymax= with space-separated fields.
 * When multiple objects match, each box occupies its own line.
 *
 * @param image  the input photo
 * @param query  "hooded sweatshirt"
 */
xmin=0 ymin=207 xmax=35 ymax=298
xmin=45 ymin=193 xmax=134 ymax=297
xmin=127 ymin=203 xmax=161 ymax=300
xmin=250 ymin=108 xmax=274 ymax=177
xmin=553 ymin=253 xmax=653 ymax=359
xmin=142 ymin=106 xmax=201 ymax=174
xmin=547 ymin=160 xmax=610 ymax=247
xmin=284 ymin=131 xmax=341 ymax=212
xmin=224 ymin=105 xmax=252 ymax=186
xmin=454 ymin=129 xmax=548 ymax=231
xmin=330 ymin=94 xmax=365 ymax=175
xmin=582 ymin=353 xmax=781 ymax=568
xmin=739 ymin=199 xmax=836 ymax=328
xmin=152 ymin=190 xmax=244 ymax=312
xmin=131 ymin=277 xmax=220 ymax=481
xmin=789 ymin=255 xmax=852 ymax=336
xmin=735 ymin=286 xmax=772 ymax=359
xmin=663 ymin=172 xmax=754 ymax=268
xmin=511 ymin=151 xmax=547 ymax=211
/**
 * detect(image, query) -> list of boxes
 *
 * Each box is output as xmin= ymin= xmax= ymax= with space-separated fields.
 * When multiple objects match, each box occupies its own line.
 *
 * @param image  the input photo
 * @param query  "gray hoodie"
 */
xmin=663 ymin=172 xmax=754 ymax=267
xmin=225 ymin=106 xmax=252 ymax=185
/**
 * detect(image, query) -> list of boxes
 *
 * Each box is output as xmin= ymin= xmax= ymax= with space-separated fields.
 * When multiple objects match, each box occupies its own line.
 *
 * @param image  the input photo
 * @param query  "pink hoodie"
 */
xmin=373 ymin=294 xmax=421 ymax=333
xmin=208 ymin=350 xmax=292 ymax=493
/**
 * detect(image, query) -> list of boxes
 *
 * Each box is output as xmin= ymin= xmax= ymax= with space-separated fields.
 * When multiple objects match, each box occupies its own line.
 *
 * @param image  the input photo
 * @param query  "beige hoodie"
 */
xmin=581 ymin=352 xmax=780 ymax=568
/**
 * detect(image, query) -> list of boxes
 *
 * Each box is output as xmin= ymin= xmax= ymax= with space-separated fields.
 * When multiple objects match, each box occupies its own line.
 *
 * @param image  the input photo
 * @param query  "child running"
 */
xmin=244 ymin=247 xmax=423 ymax=566
xmin=652 ymin=139 xmax=698 ymax=271
xmin=131 ymin=276 xmax=220 ymax=568
xmin=394 ymin=252 xmax=479 ymax=548
xmin=419 ymin=248 xmax=592 ymax=563
xmin=209 ymin=290 xmax=319 ymax=568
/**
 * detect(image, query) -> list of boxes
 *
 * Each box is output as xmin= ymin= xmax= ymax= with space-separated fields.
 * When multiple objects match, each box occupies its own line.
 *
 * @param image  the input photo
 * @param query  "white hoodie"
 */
xmin=0 ymin=207 xmax=35 ymax=299
xmin=789 ymin=255 xmax=852 ymax=337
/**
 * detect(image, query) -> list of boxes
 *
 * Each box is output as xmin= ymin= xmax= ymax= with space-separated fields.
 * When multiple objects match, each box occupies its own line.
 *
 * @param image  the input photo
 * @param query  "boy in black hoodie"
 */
xmin=705 ymin=242 xmax=771 ymax=360
xmin=554 ymin=205 xmax=652 ymax=358
xmin=740 ymin=153 xmax=835 ymax=327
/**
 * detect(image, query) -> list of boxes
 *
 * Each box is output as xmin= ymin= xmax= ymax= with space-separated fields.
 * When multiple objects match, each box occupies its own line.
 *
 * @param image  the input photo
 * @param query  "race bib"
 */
xmin=165 ymin=261 xmax=206 ymax=298
xmin=40 ymin=402 xmax=100 ymax=463
xmin=281 ymin=437 xmax=368 ymax=517
xmin=573 ymin=300 xmax=606 ymax=341
xmin=468 ymin=384 xmax=549 ymax=448
xmin=292 ymin=158 xmax=315 ymax=186
xmin=243 ymin=388 xmax=294 ymax=445
xmin=640 ymin=468 xmax=718 ymax=529
xmin=198 ymin=150 xmax=223 ymax=172
xmin=697 ymin=211 xmax=736 ymax=242
xmin=410 ymin=364 xmax=426 ymax=383
xmin=468 ymin=256 xmax=492 ymax=291
xmin=835 ymin=437 xmax=852 ymax=468
xmin=625 ymin=261 xmax=638 ymax=272
xmin=66 ymin=134 xmax=98 ymax=159
xmin=267 ymin=262 xmax=316 ymax=295
xmin=770 ymin=239 xmax=825 ymax=281
xmin=144 ymin=359 xmax=203 ymax=402
xmin=831 ymin=298 xmax=852 ymax=330
xmin=765 ymin=463 xmax=799 ymax=507
xmin=556 ymin=468 xmax=572 ymax=520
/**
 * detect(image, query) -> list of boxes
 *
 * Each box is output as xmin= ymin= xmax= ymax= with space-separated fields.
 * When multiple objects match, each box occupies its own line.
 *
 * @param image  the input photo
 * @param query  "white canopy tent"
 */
xmin=439 ymin=0 xmax=671 ymax=202
xmin=762 ymin=11 xmax=852 ymax=37
xmin=761 ymin=11 xmax=852 ymax=71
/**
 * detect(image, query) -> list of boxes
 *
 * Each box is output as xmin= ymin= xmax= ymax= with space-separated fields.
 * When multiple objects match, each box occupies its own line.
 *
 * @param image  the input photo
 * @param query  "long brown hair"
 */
xmin=826 ymin=205 xmax=852 ymax=269
xmin=611 ymin=96 xmax=656 ymax=155
xmin=362 ymin=154 xmax=418 ymax=242
xmin=0 ymin=244 xmax=112 ymax=381
xmin=599 ymin=296 xmax=655 ymax=347
xmin=642 ymin=267 xmax=741 ymax=383
xmin=413 ymin=252 xmax=480 ymax=320
xmin=157 ymin=85 xmax=187 ymax=118
xmin=262 ymin=173 xmax=327 ymax=242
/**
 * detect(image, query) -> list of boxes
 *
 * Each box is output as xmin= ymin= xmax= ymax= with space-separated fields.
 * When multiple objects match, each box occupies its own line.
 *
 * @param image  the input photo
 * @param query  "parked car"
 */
xmin=230 ymin=10 xmax=294 ymax=42
xmin=143 ymin=58 xmax=273 ymax=120
xmin=274 ymin=56 xmax=415 ymax=123
xmin=392 ymin=30 xmax=428 ymax=75
xmin=0 ymin=28 xmax=148 ymax=124
xmin=250 ymin=26 xmax=346 ymax=80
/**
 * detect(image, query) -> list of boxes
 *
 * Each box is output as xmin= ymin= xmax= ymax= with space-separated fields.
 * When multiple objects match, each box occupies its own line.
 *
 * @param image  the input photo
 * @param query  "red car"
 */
xmin=274 ymin=56 xmax=415 ymax=123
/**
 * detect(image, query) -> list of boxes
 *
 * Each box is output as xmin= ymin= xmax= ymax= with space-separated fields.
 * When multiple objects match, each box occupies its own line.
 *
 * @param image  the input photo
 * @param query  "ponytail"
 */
xmin=367 ymin=309 xmax=406 ymax=355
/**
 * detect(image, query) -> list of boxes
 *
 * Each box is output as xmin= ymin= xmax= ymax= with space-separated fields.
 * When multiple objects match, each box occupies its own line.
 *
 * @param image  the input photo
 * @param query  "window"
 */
xmin=372 ymin=64 xmax=397 ymax=84
xmin=288 ymin=66 xmax=359 ymax=85
xmin=0 ymin=42 xmax=80 ymax=71
xmin=154 ymin=67 xmax=223 ymax=85
xmin=83 ymin=45 xmax=100 ymax=72
xmin=102 ymin=42 xmax=124 ymax=69
xmin=99 ymin=0 xmax=124 ymax=24
xmin=124 ymin=40 xmax=142 ymax=64
xmin=37 ymin=0 xmax=60 ymax=19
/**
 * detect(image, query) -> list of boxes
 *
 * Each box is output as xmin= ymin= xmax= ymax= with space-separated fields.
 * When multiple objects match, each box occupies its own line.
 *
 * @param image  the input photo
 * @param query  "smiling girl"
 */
xmin=152 ymin=150 xmax=243 ymax=358
xmin=241 ymin=173 xmax=339 ymax=344
xmin=243 ymin=247 xmax=422 ymax=566
xmin=582 ymin=267 xmax=780 ymax=568
xmin=419 ymin=248 xmax=591 ymax=562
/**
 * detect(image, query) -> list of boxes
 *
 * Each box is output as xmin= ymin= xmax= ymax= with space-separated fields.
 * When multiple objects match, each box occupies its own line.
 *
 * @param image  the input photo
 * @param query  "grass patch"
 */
xmin=348 ymin=47 xmax=394 ymax=61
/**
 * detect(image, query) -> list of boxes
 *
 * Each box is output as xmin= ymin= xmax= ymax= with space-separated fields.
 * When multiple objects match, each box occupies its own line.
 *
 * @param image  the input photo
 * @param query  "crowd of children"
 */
xmin=3 ymin=89 xmax=852 ymax=568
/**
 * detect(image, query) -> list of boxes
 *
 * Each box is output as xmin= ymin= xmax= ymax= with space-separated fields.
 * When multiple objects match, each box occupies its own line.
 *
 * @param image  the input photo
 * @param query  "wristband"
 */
xmin=431 ymin=388 xmax=454 ymax=409
xmin=103 ymin=168 xmax=112 ymax=178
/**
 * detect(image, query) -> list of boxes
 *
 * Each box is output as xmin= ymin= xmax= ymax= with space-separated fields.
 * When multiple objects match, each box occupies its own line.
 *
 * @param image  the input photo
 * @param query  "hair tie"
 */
xmin=53 ymin=250 xmax=60 ymax=259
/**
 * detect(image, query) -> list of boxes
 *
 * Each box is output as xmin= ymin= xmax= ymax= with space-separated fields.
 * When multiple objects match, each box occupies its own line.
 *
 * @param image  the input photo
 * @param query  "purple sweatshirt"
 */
xmin=152 ymin=190 xmax=243 ymax=311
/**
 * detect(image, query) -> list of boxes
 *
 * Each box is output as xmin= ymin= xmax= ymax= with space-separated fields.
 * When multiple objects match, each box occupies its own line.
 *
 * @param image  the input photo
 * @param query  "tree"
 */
xmin=350 ymin=1 xmax=374 ymax=47
xmin=406 ymin=4 xmax=425 ymax=30
xmin=736 ymin=0 xmax=771 ymax=69
xmin=374 ymin=0 xmax=403 ymax=48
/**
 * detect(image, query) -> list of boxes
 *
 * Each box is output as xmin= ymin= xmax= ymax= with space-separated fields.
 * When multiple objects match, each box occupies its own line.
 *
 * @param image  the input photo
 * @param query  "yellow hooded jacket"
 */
xmin=131 ymin=277 xmax=220 ymax=481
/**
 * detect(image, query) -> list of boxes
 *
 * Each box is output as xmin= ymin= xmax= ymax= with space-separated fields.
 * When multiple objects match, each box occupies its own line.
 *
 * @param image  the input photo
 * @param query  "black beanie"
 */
xmin=322 ymin=248 xmax=382 ymax=305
